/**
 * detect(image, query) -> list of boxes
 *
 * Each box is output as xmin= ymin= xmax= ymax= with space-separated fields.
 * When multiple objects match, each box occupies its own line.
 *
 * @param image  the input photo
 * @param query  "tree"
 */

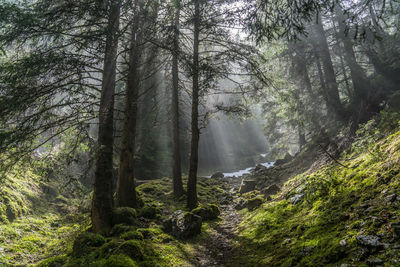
xmin=187 ymin=0 xmax=200 ymax=209
xmin=116 ymin=0 xmax=144 ymax=208
xmin=170 ymin=0 xmax=184 ymax=198
xmin=92 ymin=0 xmax=121 ymax=232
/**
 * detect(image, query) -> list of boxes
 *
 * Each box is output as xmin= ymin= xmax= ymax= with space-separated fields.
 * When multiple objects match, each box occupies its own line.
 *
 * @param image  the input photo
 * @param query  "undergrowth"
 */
xmin=235 ymin=111 xmax=400 ymax=266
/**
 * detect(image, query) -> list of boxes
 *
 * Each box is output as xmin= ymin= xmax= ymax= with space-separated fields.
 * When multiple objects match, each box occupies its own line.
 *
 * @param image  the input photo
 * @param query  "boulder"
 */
xmin=192 ymin=204 xmax=220 ymax=221
xmin=275 ymin=153 xmax=293 ymax=166
xmin=366 ymin=258 xmax=384 ymax=266
xmin=247 ymin=197 xmax=263 ymax=211
xmin=288 ymin=194 xmax=304 ymax=205
xmin=254 ymin=164 xmax=267 ymax=173
xmin=72 ymin=232 xmax=106 ymax=258
xmin=356 ymin=235 xmax=383 ymax=248
xmin=238 ymin=179 xmax=256 ymax=194
xmin=164 ymin=210 xmax=202 ymax=239
xmin=112 ymin=207 xmax=137 ymax=226
xmin=211 ymin=172 xmax=224 ymax=179
xmin=262 ymin=184 xmax=280 ymax=198
xmin=234 ymin=198 xmax=247 ymax=210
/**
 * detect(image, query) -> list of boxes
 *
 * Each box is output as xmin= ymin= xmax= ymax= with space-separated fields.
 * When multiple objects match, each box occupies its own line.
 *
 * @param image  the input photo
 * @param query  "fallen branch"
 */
xmin=318 ymin=144 xmax=349 ymax=168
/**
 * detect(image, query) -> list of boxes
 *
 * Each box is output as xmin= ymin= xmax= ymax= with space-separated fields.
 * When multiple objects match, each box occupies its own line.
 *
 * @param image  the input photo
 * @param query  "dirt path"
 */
xmin=195 ymin=178 xmax=242 ymax=266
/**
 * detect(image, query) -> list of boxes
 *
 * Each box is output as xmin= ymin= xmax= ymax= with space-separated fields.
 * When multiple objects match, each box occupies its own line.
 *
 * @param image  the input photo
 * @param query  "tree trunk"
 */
xmin=116 ymin=6 xmax=142 ymax=208
xmin=171 ymin=0 xmax=184 ymax=198
xmin=92 ymin=0 xmax=120 ymax=233
xmin=335 ymin=6 xmax=369 ymax=106
xmin=312 ymin=15 xmax=346 ymax=121
xmin=187 ymin=0 xmax=200 ymax=210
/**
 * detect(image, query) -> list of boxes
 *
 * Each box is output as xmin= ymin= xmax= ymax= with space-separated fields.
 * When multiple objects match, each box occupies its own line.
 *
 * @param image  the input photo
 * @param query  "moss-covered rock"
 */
xmin=37 ymin=255 xmax=67 ymax=267
xmin=120 ymin=230 xmax=144 ymax=241
xmin=98 ymin=239 xmax=121 ymax=257
xmin=112 ymin=207 xmax=137 ymax=226
xmin=115 ymin=240 xmax=145 ymax=260
xmin=165 ymin=210 xmax=202 ymax=239
xmin=102 ymin=254 xmax=138 ymax=267
xmin=109 ymin=224 xmax=136 ymax=236
xmin=72 ymin=232 xmax=106 ymax=258
xmin=191 ymin=203 xmax=220 ymax=221
xmin=246 ymin=197 xmax=263 ymax=211
xmin=139 ymin=204 xmax=160 ymax=219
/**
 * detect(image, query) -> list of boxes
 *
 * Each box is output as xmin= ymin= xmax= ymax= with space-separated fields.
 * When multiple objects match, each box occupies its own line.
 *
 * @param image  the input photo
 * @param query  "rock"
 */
xmin=254 ymin=164 xmax=267 ymax=173
xmin=288 ymin=194 xmax=304 ymax=205
xmin=72 ymin=232 xmax=106 ymax=257
xmin=40 ymin=182 xmax=59 ymax=198
xmin=385 ymin=194 xmax=397 ymax=203
xmin=192 ymin=204 xmax=220 ymax=221
xmin=247 ymin=197 xmax=263 ymax=211
xmin=211 ymin=172 xmax=224 ymax=179
xmin=238 ymin=180 xmax=256 ymax=194
xmin=165 ymin=210 xmax=202 ymax=239
xmin=282 ymin=238 xmax=292 ymax=245
xmin=220 ymin=194 xmax=233 ymax=205
xmin=275 ymin=153 xmax=293 ymax=166
xmin=366 ymin=258 xmax=384 ymax=266
xmin=112 ymin=207 xmax=137 ymax=226
xmin=234 ymin=199 xmax=247 ymax=210
xmin=356 ymin=235 xmax=383 ymax=248
xmin=340 ymin=239 xmax=347 ymax=247
xmin=262 ymin=184 xmax=280 ymax=198
xmin=381 ymin=189 xmax=389 ymax=195
xmin=390 ymin=222 xmax=400 ymax=239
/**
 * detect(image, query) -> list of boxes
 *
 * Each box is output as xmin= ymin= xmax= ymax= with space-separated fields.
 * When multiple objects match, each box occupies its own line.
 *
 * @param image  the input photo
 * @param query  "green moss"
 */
xmin=120 ymin=230 xmax=144 ymax=241
xmin=234 ymin=116 xmax=400 ymax=266
xmin=191 ymin=203 xmax=220 ymax=221
xmin=112 ymin=207 xmax=137 ymax=226
xmin=102 ymin=254 xmax=138 ymax=267
xmin=139 ymin=204 xmax=160 ymax=219
xmin=98 ymin=239 xmax=121 ymax=258
xmin=109 ymin=224 xmax=136 ymax=236
xmin=37 ymin=255 xmax=67 ymax=267
xmin=115 ymin=240 xmax=145 ymax=260
xmin=72 ymin=232 xmax=106 ymax=258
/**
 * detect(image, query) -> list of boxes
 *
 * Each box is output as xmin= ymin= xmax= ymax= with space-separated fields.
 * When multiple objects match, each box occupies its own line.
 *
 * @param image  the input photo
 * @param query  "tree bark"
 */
xmin=335 ymin=6 xmax=369 ymax=106
xmin=171 ymin=0 xmax=184 ymax=198
xmin=116 ymin=4 xmax=142 ymax=208
xmin=92 ymin=0 xmax=120 ymax=233
xmin=312 ymin=15 xmax=346 ymax=121
xmin=187 ymin=0 xmax=200 ymax=210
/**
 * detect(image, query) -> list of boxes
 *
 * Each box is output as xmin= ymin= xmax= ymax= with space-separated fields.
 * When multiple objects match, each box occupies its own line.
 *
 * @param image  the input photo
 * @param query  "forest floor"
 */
xmin=194 ymin=200 xmax=242 ymax=266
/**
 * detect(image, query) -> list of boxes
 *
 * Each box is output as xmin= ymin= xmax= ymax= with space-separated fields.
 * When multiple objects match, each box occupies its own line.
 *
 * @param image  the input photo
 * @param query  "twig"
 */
xmin=318 ymin=144 xmax=349 ymax=168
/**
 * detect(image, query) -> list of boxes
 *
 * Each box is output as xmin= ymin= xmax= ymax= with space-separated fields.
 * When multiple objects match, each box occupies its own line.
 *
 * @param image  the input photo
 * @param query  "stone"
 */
xmin=211 ymin=172 xmax=224 ymax=179
xmin=262 ymin=184 xmax=280 ymax=198
xmin=356 ymin=235 xmax=383 ymax=248
xmin=275 ymin=153 xmax=293 ymax=166
xmin=165 ymin=210 xmax=202 ymax=239
xmin=391 ymin=222 xmax=400 ymax=239
xmin=234 ymin=198 xmax=247 ymax=210
xmin=288 ymin=194 xmax=304 ymax=205
xmin=385 ymin=194 xmax=397 ymax=203
xmin=366 ymin=258 xmax=384 ymax=266
xmin=238 ymin=180 xmax=256 ymax=194
xmin=192 ymin=204 xmax=220 ymax=221
xmin=247 ymin=197 xmax=263 ymax=211
xmin=254 ymin=164 xmax=267 ymax=173
xmin=112 ymin=207 xmax=137 ymax=226
xmin=282 ymin=238 xmax=292 ymax=245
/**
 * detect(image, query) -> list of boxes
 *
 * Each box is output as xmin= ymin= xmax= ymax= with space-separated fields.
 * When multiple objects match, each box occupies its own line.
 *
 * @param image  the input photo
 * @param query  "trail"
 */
xmin=196 ymin=178 xmax=242 ymax=266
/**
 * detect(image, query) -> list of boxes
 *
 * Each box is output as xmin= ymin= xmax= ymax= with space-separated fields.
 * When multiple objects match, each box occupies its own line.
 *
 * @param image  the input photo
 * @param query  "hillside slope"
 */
xmin=234 ymin=111 xmax=400 ymax=266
